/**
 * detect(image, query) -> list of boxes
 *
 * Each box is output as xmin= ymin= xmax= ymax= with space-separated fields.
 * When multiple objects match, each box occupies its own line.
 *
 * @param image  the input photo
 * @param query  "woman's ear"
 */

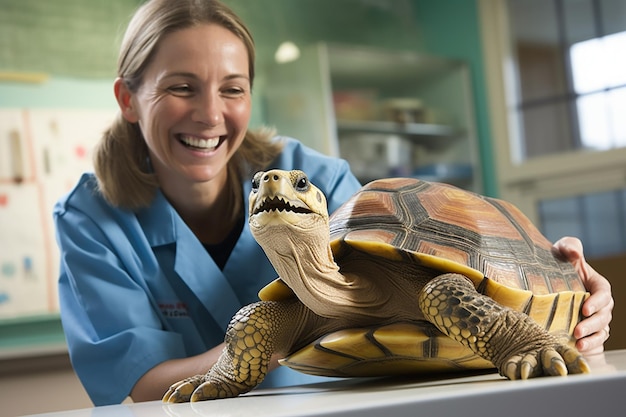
xmin=114 ymin=77 xmax=139 ymax=123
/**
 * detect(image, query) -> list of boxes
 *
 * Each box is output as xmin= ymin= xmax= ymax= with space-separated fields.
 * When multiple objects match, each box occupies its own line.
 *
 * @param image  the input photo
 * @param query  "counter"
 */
xmin=27 ymin=349 xmax=626 ymax=417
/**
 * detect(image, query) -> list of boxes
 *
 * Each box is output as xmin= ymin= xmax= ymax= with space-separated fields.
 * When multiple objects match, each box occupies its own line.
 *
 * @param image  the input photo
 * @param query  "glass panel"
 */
xmin=539 ymin=188 xmax=626 ymax=259
xmin=570 ymin=30 xmax=626 ymax=93
xmin=612 ymin=88 xmax=626 ymax=147
xmin=570 ymin=37 xmax=610 ymax=93
xmin=521 ymin=101 xmax=574 ymax=157
xmin=577 ymin=92 xmax=612 ymax=150
xmin=508 ymin=0 xmax=567 ymax=102
xmin=515 ymin=41 xmax=569 ymax=102
xmin=601 ymin=0 xmax=626 ymax=36
xmin=564 ymin=0 xmax=596 ymax=44
xmin=539 ymin=197 xmax=584 ymax=244
xmin=576 ymin=88 xmax=626 ymax=150
xmin=604 ymin=31 xmax=626 ymax=87
xmin=581 ymin=191 xmax=624 ymax=258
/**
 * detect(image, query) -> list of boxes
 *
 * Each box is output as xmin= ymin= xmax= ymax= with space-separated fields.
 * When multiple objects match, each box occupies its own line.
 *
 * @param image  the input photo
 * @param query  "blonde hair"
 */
xmin=94 ymin=0 xmax=283 ymax=210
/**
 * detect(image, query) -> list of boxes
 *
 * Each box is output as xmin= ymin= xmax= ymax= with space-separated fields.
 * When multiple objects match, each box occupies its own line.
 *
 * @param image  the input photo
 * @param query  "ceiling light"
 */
xmin=274 ymin=41 xmax=300 ymax=64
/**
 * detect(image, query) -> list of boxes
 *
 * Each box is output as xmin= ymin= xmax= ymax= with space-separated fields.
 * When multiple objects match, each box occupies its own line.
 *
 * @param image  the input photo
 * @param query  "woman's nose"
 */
xmin=193 ymin=93 xmax=224 ymax=126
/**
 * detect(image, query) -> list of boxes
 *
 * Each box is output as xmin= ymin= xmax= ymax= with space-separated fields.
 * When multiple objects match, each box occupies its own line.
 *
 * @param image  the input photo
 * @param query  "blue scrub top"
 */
xmin=54 ymin=137 xmax=362 ymax=406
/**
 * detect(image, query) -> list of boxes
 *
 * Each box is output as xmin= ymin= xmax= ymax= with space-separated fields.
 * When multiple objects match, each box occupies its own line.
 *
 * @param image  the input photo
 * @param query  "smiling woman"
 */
xmin=53 ymin=0 xmax=364 ymax=405
xmin=114 ymin=24 xmax=252 ymax=217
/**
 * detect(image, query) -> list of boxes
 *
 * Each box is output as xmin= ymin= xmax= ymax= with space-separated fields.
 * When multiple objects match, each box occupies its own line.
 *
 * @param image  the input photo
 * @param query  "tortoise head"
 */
xmin=249 ymin=170 xmax=350 ymax=315
xmin=249 ymin=169 xmax=329 ymax=243
xmin=249 ymin=170 xmax=395 ymax=319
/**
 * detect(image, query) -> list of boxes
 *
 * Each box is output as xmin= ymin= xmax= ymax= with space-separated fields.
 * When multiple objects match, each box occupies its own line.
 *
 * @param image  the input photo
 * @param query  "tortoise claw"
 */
xmin=541 ymin=348 xmax=568 ymax=376
xmin=502 ymin=353 xmax=541 ymax=380
xmin=557 ymin=345 xmax=591 ymax=374
xmin=520 ymin=353 xmax=541 ymax=379
xmin=500 ymin=345 xmax=589 ymax=380
xmin=190 ymin=382 xmax=221 ymax=402
xmin=190 ymin=379 xmax=249 ymax=401
xmin=162 ymin=375 xmax=205 ymax=403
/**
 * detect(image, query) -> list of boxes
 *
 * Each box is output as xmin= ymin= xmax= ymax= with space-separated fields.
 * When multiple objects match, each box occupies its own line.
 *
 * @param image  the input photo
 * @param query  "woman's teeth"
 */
xmin=179 ymin=135 xmax=220 ymax=150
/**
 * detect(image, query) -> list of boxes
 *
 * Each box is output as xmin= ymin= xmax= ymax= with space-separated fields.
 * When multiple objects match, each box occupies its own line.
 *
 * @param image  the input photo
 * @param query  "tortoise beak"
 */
xmin=252 ymin=195 xmax=313 ymax=216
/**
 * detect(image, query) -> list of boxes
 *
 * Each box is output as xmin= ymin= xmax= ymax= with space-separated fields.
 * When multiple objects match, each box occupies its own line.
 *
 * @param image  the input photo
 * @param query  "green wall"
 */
xmin=413 ymin=0 xmax=496 ymax=195
xmin=0 ymin=0 xmax=496 ymax=194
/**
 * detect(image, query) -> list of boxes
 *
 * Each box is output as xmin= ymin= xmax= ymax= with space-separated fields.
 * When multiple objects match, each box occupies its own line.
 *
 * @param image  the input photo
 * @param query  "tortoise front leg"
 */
xmin=418 ymin=273 xmax=590 ymax=379
xmin=164 ymin=299 xmax=316 ymax=402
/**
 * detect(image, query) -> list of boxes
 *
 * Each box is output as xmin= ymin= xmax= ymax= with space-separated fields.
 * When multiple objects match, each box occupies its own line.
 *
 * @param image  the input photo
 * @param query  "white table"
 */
xmin=27 ymin=349 xmax=626 ymax=417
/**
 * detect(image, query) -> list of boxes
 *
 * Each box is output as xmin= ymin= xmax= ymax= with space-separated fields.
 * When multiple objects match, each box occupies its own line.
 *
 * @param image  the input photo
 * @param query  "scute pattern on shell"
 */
xmin=329 ymin=178 xmax=585 ymax=295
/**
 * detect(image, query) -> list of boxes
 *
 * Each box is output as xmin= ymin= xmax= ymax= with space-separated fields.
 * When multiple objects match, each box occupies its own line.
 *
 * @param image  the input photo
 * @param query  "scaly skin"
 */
xmin=164 ymin=299 xmax=339 ymax=402
xmin=418 ymin=273 xmax=589 ymax=379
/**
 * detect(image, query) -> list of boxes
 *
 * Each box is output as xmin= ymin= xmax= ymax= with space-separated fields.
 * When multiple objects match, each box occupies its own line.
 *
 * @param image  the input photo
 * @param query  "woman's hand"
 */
xmin=553 ymin=237 xmax=614 ymax=355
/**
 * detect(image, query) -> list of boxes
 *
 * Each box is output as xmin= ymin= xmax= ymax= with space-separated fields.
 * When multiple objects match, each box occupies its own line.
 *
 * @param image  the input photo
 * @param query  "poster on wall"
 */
xmin=0 ymin=109 xmax=115 ymax=319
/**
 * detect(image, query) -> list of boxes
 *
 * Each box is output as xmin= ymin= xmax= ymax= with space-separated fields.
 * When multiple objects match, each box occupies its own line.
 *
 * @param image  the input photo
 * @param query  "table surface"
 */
xmin=27 ymin=349 xmax=626 ymax=417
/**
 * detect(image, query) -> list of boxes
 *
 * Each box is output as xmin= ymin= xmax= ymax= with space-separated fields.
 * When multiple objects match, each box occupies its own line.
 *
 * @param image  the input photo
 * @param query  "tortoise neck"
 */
xmin=278 ymin=232 xmax=340 ymax=299
xmin=261 ymin=224 xmax=395 ymax=321
xmin=254 ymin=220 xmax=355 ymax=317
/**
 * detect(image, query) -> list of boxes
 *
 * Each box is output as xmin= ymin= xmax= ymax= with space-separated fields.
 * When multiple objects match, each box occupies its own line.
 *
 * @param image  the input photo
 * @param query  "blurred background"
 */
xmin=0 ymin=0 xmax=624 ymax=414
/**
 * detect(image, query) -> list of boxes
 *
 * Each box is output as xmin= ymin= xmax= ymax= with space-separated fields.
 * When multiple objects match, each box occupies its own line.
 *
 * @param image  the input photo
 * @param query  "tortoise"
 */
xmin=163 ymin=169 xmax=590 ymax=402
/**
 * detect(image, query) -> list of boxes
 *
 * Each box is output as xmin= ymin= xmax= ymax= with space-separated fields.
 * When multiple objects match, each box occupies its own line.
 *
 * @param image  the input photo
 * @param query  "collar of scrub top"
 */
xmin=135 ymin=188 xmax=244 ymax=331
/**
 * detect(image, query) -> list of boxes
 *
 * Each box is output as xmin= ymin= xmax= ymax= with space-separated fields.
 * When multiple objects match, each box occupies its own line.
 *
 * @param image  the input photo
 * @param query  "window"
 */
xmin=570 ymin=31 xmax=626 ymax=150
xmin=507 ymin=0 xmax=626 ymax=160
xmin=539 ymin=188 xmax=626 ymax=258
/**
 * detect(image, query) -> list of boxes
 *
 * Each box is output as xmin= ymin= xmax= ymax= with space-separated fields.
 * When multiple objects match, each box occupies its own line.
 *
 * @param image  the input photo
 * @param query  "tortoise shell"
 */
xmin=276 ymin=178 xmax=588 ymax=377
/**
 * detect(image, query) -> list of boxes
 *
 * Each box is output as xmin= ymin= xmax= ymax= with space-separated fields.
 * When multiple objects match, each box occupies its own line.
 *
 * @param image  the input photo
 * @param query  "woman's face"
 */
xmin=121 ymin=24 xmax=251 ymax=185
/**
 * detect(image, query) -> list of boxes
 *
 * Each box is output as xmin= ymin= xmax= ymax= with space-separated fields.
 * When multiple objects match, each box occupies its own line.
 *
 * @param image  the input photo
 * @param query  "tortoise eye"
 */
xmin=295 ymin=176 xmax=309 ymax=192
xmin=251 ymin=172 xmax=263 ymax=193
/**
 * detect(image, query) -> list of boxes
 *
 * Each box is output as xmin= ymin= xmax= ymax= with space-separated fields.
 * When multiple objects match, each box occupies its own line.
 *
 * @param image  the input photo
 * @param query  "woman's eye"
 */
xmin=168 ymin=85 xmax=193 ymax=95
xmin=222 ymin=87 xmax=246 ymax=97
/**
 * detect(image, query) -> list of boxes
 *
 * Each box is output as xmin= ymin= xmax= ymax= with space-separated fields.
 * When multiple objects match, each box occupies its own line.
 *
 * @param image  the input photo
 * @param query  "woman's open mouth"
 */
xmin=178 ymin=134 xmax=225 ymax=151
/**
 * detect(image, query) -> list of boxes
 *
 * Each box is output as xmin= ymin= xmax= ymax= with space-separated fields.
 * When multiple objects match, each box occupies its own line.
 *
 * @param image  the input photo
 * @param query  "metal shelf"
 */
xmin=337 ymin=120 xmax=460 ymax=148
xmin=338 ymin=119 xmax=458 ymax=136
